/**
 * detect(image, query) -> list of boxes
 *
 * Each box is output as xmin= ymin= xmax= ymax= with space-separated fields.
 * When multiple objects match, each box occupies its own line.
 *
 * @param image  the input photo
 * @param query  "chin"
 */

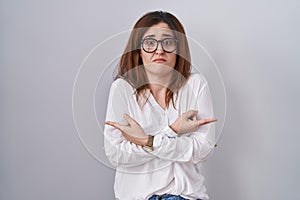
xmin=145 ymin=64 xmax=174 ymax=76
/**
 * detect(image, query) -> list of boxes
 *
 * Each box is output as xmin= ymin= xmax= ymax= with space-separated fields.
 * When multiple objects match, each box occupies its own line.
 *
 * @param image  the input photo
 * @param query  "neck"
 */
xmin=149 ymin=84 xmax=167 ymax=97
xmin=148 ymin=82 xmax=169 ymax=110
xmin=146 ymin=72 xmax=172 ymax=95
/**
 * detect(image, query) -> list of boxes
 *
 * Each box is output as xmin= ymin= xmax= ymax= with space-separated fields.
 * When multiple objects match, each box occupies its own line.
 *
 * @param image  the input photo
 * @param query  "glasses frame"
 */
xmin=141 ymin=37 xmax=178 ymax=53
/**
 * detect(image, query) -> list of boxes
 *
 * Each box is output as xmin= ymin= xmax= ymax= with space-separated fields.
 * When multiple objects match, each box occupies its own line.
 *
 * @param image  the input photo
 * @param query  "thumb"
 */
xmin=123 ymin=114 xmax=138 ymax=126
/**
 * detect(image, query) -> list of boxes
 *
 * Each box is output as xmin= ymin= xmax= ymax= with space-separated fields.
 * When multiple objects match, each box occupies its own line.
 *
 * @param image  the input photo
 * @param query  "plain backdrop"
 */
xmin=1 ymin=0 xmax=300 ymax=200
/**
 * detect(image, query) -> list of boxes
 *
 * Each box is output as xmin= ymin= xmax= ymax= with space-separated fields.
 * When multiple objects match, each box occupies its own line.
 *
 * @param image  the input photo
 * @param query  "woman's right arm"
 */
xmin=144 ymin=82 xmax=217 ymax=164
xmin=104 ymin=80 xmax=156 ymax=168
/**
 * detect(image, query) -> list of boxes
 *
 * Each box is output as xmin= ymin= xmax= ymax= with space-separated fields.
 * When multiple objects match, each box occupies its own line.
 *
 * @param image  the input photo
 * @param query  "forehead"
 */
xmin=143 ymin=22 xmax=174 ymax=38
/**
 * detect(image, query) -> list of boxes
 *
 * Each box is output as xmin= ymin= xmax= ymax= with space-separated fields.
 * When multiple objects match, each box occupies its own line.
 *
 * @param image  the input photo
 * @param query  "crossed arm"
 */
xmin=103 ymin=79 xmax=217 ymax=168
xmin=105 ymin=110 xmax=216 ymax=146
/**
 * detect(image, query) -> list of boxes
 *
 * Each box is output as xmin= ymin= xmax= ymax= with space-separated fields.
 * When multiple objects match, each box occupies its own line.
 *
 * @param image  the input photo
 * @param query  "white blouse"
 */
xmin=104 ymin=73 xmax=216 ymax=200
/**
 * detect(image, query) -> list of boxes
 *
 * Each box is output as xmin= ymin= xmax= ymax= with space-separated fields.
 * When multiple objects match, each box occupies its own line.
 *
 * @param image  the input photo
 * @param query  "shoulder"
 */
xmin=111 ymin=78 xmax=132 ymax=88
xmin=186 ymin=72 xmax=208 ymax=92
xmin=110 ymin=78 xmax=135 ymax=96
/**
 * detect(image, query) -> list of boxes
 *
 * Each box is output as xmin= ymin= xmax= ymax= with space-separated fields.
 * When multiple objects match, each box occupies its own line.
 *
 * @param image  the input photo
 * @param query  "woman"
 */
xmin=104 ymin=11 xmax=217 ymax=200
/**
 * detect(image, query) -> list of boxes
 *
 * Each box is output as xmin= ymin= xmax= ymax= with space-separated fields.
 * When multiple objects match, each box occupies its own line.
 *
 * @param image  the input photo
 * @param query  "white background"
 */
xmin=1 ymin=0 xmax=300 ymax=199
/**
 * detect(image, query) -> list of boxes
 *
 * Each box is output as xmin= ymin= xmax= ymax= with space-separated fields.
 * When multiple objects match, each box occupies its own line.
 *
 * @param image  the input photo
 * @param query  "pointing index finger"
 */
xmin=197 ymin=118 xmax=218 ymax=126
xmin=105 ymin=121 xmax=123 ymax=131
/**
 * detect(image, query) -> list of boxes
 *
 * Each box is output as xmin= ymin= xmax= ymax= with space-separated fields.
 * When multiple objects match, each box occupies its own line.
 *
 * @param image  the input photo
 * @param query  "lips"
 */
xmin=153 ymin=58 xmax=166 ymax=63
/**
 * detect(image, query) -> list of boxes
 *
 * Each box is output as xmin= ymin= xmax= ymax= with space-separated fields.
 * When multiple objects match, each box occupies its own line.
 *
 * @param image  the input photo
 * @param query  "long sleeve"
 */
xmin=104 ymin=74 xmax=213 ymax=199
xmin=104 ymin=74 xmax=216 ymax=167
xmin=104 ymin=80 xmax=156 ymax=168
xmin=147 ymin=79 xmax=216 ymax=164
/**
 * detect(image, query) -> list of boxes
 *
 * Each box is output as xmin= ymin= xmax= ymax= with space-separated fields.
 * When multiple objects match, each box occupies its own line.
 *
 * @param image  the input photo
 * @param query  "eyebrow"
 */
xmin=144 ymin=33 xmax=174 ymax=38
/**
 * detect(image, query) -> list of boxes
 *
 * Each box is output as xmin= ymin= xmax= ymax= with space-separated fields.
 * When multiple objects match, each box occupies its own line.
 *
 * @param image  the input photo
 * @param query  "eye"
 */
xmin=145 ymin=39 xmax=156 ymax=47
xmin=163 ymin=38 xmax=174 ymax=46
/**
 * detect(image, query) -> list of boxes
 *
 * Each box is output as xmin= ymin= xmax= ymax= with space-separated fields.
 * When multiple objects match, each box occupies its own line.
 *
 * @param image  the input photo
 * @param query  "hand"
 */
xmin=170 ymin=110 xmax=217 ymax=134
xmin=105 ymin=114 xmax=148 ymax=146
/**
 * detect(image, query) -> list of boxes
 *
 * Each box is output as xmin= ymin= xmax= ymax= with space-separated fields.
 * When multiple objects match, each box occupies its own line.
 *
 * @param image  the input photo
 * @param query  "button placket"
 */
xmin=163 ymin=110 xmax=169 ymax=125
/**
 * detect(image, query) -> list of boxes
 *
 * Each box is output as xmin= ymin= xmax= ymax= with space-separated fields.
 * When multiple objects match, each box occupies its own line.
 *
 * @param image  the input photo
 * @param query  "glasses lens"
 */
xmin=142 ymin=38 xmax=177 ymax=53
xmin=162 ymin=38 xmax=177 ymax=52
xmin=142 ymin=39 xmax=157 ymax=53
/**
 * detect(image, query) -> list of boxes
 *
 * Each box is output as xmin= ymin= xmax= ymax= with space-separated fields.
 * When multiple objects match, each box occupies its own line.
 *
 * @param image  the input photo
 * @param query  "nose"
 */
xmin=155 ymin=42 xmax=164 ymax=54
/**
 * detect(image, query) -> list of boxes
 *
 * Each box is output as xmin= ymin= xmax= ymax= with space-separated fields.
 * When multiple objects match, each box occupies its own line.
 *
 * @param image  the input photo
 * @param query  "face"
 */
xmin=140 ymin=22 xmax=177 ymax=78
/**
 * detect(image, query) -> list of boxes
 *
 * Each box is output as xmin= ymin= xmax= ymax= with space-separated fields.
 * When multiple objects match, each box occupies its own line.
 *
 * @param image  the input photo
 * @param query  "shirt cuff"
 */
xmin=152 ymin=134 xmax=163 ymax=150
xmin=161 ymin=125 xmax=178 ymax=138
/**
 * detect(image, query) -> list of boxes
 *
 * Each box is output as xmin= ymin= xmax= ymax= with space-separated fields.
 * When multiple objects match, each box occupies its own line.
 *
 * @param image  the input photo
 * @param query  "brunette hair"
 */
xmin=116 ymin=11 xmax=191 ymax=109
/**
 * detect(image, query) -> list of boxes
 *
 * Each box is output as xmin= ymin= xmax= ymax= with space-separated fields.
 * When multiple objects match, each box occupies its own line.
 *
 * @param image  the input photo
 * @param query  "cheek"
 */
xmin=141 ymin=52 xmax=152 ymax=64
xmin=170 ymin=54 xmax=177 ymax=67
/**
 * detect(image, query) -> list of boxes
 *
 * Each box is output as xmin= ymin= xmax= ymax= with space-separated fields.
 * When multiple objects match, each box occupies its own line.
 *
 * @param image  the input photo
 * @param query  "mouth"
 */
xmin=153 ymin=58 xmax=166 ymax=63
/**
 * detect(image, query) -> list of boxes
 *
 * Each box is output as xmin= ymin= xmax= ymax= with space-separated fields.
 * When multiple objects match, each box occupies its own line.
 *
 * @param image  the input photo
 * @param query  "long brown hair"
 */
xmin=116 ymin=11 xmax=191 ymax=109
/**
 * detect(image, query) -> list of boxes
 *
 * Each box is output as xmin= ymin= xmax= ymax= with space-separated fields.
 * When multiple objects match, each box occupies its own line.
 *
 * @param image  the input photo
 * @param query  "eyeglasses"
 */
xmin=141 ymin=38 xmax=178 ymax=53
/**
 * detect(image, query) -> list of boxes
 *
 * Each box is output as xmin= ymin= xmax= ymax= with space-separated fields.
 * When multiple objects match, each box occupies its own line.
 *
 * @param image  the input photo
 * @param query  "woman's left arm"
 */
xmin=149 ymin=82 xmax=217 ymax=163
xmin=107 ymin=82 xmax=217 ymax=164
